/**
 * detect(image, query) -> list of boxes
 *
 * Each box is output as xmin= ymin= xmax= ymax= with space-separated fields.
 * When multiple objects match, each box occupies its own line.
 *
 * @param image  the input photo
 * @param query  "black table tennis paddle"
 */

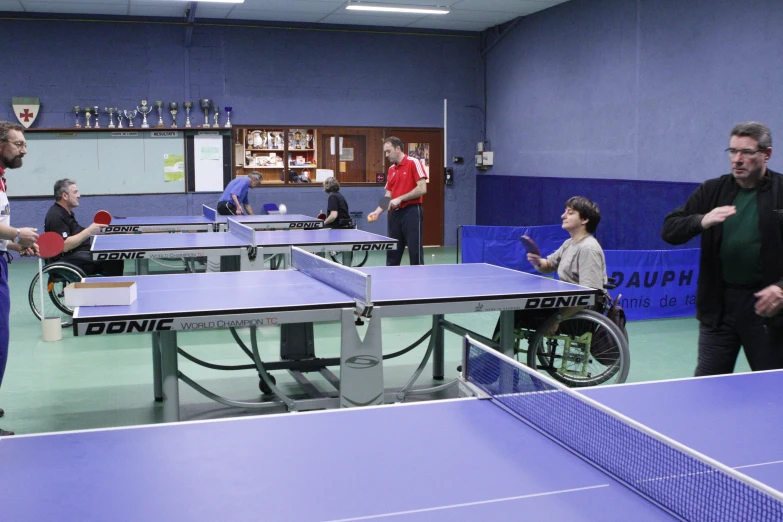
xmin=520 ymin=235 xmax=540 ymax=256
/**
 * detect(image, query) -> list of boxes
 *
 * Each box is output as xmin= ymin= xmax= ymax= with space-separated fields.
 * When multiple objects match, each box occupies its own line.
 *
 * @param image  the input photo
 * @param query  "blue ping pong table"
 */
xmin=103 ymin=204 xmax=323 ymax=233
xmin=72 ymin=248 xmax=599 ymax=422
xmin=92 ymin=218 xmax=397 ymax=273
xmin=1 ymin=340 xmax=781 ymax=521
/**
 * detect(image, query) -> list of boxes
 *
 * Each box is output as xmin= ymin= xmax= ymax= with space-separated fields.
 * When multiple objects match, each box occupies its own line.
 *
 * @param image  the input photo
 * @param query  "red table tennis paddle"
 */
xmin=37 ymin=232 xmax=67 ymax=321
xmin=38 ymin=232 xmax=65 ymax=259
xmin=94 ymin=210 xmax=112 ymax=226
xmin=520 ymin=235 xmax=541 ymax=257
xmin=317 ymin=212 xmax=327 ymax=221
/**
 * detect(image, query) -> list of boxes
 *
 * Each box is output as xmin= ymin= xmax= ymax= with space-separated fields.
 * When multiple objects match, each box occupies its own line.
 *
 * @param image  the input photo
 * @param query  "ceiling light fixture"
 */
xmin=346 ymin=1 xmax=450 ymax=15
xmin=172 ymin=0 xmax=244 ymax=4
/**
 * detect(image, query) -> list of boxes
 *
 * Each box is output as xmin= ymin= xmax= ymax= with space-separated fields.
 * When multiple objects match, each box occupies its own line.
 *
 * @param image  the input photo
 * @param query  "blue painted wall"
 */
xmin=479 ymin=0 xmax=783 ymax=248
xmin=476 ymin=175 xmax=700 ymax=250
xmin=0 ymin=16 xmax=483 ymax=246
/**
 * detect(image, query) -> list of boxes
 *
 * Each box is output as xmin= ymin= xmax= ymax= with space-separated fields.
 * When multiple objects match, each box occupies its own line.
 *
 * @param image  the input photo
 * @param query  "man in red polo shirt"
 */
xmin=368 ymin=136 xmax=428 ymax=265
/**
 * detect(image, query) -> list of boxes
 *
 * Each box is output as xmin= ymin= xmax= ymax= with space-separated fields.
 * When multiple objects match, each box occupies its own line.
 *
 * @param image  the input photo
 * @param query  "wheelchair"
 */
xmin=28 ymin=262 xmax=86 ymax=328
xmin=326 ymin=212 xmax=369 ymax=268
xmin=505 ymin=286 xmax=630 ymax=387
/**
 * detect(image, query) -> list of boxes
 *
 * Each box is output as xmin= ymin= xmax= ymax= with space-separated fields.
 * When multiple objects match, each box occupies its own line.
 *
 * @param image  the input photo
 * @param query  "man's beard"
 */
xmin=2 ymin=155 xmax=23 ymax=169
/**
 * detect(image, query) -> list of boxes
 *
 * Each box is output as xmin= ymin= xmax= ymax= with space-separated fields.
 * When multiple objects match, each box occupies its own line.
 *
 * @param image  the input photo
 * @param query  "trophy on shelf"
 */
xmin=154 ymin=101 xmax=165 ymax=128
xmin=73 ymin=106 xmax=81 ymax=128
xmin=105 ymin=107 xmax=117 ymax=128
xmin=93 ymin=106 xmax=101 ymax=129
xmin=199 ymin=98 xmax=212 ymax=128
xmin=183 ymin=101 xmax=193 ymax=128
xmin=306 ymin=132 xmax=313 ymax=149
xmin=124 ymin=108 xmax=138 ymax=128
xmin=169 ymin=102 xmax=178 ymax=128
xmin=224 ymin=106 xmax=232 ymax=128
xmin=137 ymin=100 xmax=152 ymax=129
xmin=116 ymin=109 xmax=125 ymax=129
xmin=83 ymin=107 xmax=92 ymax=129
xmin=212 ymin=106 xmax=220 ymax=128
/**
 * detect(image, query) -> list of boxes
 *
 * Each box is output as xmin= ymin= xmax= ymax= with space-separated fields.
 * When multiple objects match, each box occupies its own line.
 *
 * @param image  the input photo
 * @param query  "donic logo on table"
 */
xmin=83 ymin=319 xmax=174 ymax=335
xmin=289 ymin=222 xmax=322 ymax=228
xmin=352 ymin=243 xmax=395 ymax=251
xmin=524 ymin=295 xmax=593 ymax=309
xmin=345 ymin=355 xmax=380 ymax=369
xmin=104 ymin=225 xmax=141 ymax=233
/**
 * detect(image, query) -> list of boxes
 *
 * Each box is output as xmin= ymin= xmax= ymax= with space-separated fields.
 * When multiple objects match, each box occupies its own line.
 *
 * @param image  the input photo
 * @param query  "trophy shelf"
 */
xmin=234 ymin=126 xmax=317 ymax=185
xmin=25 ymin=127 xmax=184 ymax=133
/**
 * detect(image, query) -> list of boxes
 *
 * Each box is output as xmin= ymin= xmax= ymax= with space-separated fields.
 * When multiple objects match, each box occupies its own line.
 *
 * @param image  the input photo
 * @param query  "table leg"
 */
xmin=152 ymin=333 xmax=162 ymax=402
xmin=499 ymin=310 xmax=515 ymax=357
xmin=157 ymin=330 xmax=180 ymax=422
xmin=136 ymin=259 xmax=149 ymax=275
xmin=340 ymin=309 xmax=384 ymax=407
xmin=432 ymin=314 xmax=444 ymax=380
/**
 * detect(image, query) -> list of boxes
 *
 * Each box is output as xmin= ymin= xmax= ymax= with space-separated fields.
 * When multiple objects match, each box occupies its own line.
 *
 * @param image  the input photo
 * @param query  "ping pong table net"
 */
xmin=462 ymin=338 xmax=783 ymax=522
xmin=290 ymin=247 xmax=371 ymax=315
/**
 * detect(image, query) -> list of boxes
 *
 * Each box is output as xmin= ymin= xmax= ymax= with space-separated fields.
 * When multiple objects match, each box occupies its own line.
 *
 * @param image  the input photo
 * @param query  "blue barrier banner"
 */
xmin=461 ymin=225 xmax=569 ymax=274
xmin=605 ymin=249 xmax=699 ymax=320
xmin=460 ymin=226 xmax=700 ymax=321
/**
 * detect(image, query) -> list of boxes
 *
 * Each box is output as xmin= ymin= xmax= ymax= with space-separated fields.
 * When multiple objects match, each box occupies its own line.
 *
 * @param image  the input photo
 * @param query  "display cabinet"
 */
xmin=233 ymin=127 xmax=317 ymax=184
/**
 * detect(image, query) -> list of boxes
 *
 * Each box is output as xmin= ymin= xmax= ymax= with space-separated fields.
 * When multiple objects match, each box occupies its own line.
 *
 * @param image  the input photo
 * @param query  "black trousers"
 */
xmin=696 ymin=286 xmax=783 ymax=376
xmin=217 ymin=201 xmax=237 ymax=215
xmin=60 ymin=250 xmax=124 ymax=277
xmin=386 ymin=204 xmax=424 ymax=266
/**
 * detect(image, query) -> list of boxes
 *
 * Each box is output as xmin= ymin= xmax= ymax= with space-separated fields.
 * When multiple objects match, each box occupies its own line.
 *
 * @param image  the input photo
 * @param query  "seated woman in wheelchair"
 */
xmin=43 ymin=179 xmax=123 ymax=276
xmin=498 ymin=196 xmax=607 ymax=337
xmin=321 ymin=177 xmax=353 ymax=229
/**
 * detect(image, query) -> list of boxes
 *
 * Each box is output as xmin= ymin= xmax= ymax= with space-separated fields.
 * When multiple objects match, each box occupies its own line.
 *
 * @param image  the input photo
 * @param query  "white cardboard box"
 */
xmin=64 ymin=282 xmax=137 ymax=307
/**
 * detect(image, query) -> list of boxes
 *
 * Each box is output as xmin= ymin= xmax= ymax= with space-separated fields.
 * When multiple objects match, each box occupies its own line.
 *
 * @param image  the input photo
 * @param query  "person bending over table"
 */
xmin=44 ymin=179 xmax=123 ymax=277
xmin=498 ymin=196 xmax=607 ymax=338
xmin=322 ymin=177 xmax=352 ymax=228
xmin=217 ymin=172 xmax=262 ymax=216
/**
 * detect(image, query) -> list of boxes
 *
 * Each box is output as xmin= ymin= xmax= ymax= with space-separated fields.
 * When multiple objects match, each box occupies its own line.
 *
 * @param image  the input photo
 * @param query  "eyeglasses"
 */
xmin=725 ymin=148 xmax=765 ymax=157
xmin=1 ymin=140 xmax=26 ymax=149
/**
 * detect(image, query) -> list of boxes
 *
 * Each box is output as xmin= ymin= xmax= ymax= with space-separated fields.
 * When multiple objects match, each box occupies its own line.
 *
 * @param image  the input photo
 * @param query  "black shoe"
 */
xmin=0 ymin=407 xmax=4 ymax=417
xmin=0 ymin=428 xmax=14 ymax=436
xmin=456 ymin=365 xmax=462 ymax=373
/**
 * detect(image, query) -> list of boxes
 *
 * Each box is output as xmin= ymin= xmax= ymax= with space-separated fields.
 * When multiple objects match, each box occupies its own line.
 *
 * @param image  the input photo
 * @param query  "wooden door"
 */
xmin=388 ymin=129 xmax=444 ymax=246
xmin=339 ymin=134 xmax=367 ymax=183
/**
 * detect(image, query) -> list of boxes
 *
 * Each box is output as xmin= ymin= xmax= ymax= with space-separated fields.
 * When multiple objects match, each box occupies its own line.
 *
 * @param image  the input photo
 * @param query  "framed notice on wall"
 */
xmin=186 ymin=131 xmax=231 ymax=192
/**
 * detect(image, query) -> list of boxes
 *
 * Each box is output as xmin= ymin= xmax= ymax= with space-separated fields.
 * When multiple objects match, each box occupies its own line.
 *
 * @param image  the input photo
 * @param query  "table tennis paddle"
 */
xmin=317 ymin=212 xmax=327 ymax=221
xmin=94 ymin=210 xmax=112 ymax=226
xmin=37 ymin=232 xmax=66 ymax=322
xmin=519 ymin=235 xmax=541 ymax=256
xmin=378 ymin=196 xmax=391 ymax=212
xmin=38 ymin=232 xmax=65 ymax=259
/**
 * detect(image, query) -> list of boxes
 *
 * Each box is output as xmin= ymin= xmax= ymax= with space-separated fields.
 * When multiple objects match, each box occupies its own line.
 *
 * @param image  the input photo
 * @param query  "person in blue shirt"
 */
xmin=217 ymin=172 xmax=262 ymax=215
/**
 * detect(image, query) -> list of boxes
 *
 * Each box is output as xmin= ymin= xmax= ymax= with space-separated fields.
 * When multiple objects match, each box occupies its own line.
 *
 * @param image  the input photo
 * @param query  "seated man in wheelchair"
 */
xmin=498 ymin=196 xmax=607 ymax=337
xmin=43 ymin=179 xmax=123 ymax=276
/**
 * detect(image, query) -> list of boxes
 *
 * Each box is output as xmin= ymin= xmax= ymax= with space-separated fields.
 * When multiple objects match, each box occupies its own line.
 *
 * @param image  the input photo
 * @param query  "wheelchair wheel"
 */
xmin=527 ymin=310 xmax=630 ymax=387
xmin=28 ymin=263 xmax=86 ymax=328
xmin=329 ymin=250 xmax=369 ymax=268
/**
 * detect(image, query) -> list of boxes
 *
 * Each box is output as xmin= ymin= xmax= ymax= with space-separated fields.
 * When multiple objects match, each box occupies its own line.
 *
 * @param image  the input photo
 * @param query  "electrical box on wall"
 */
xmin=475 ymin=141 xmax=492 ymax=170
xmin=476 ymin=151 xmax=494 ymax=170
xmin=481 ymin=152 xmax=494 ymax=166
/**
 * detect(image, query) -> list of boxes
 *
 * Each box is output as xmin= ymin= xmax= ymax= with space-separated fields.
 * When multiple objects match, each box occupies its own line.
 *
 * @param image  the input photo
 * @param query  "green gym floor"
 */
xmin=0 ymin=247 xmax=750 ymax=435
